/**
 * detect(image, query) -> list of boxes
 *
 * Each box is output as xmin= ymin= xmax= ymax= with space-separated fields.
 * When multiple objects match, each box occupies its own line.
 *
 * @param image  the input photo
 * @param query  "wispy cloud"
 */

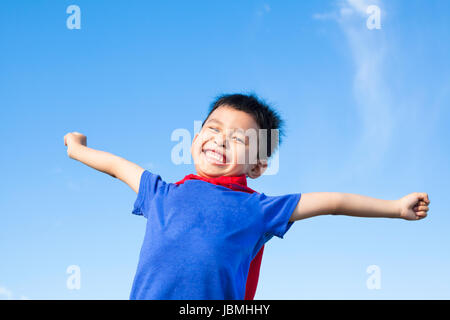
xmin=0 ymin=286 xmax=13 ymax=300
xmin=312 ymin=12 xmax=338 ymax=21
xmin=256 ymin=3 xmax=271 ymax=16
xmin=346 ymin=0 xmax=371 ymax=15
xmin=0 ymin=285 xmax=28 ymax=300
xmin=314 ymin=0 xmax=392 ymax=177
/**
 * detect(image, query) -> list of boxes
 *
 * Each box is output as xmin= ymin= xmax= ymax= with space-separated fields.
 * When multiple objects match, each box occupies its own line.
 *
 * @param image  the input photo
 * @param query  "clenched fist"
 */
xmin=398 ymin=192 xmax=430 ymax=220
xmin=64 ymin=132 xmax=87 ymax=158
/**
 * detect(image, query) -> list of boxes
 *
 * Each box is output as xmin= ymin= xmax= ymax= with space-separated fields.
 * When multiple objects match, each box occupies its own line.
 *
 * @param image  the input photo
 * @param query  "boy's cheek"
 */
xmin=234 ymin=149 xmax=251 ymax=165
xmin=197 ymin=133 xmax=211 ymax=148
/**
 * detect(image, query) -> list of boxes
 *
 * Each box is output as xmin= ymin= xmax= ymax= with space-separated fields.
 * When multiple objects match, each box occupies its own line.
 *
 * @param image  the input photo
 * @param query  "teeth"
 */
xmin=205 ymin=150 xmax=224 ymax=163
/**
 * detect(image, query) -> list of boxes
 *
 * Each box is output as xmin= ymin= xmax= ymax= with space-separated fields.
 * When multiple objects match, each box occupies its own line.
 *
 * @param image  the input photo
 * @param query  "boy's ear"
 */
xmin=247 ymin=159 xmax=268 ymax=179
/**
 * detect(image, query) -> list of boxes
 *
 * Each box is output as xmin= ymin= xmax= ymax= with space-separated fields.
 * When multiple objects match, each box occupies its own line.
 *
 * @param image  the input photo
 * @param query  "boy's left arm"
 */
xmin=289 ymin=192 xmax=430 ymax=221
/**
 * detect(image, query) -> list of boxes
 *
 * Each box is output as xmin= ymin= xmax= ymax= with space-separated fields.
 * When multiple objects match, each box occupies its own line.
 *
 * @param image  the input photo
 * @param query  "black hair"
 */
xmin=202 ymin=93 xmax=285 ymax=159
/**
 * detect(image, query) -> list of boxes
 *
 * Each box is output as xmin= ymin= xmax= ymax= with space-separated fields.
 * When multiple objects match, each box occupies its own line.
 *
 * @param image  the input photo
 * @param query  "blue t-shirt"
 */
xmin=130 ymin=170 xmax=301 ymax=300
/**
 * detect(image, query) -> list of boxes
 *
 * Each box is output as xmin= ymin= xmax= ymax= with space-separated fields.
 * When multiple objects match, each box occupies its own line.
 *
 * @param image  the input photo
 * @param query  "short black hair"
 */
xmin=202 ymin=93 xmax=285 ymax=159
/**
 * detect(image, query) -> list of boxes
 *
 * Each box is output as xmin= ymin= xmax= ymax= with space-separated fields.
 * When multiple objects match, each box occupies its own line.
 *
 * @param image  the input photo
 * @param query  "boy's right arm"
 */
xmin=64 ymin=132 xmax=145 ymax=193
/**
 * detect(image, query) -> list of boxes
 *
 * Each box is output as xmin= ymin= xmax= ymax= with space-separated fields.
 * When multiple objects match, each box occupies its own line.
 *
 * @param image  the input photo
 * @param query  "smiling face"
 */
xmin=191 ymin=105 xmax=268 ymax=179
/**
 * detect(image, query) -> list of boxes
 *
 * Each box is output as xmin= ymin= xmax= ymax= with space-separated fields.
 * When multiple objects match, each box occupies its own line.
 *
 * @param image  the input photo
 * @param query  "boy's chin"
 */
xmin=197 ymin=165 xmax=248 ymax=178
xmin=194 ymin=162 xmax=227 ymax=175
xmin=197 ymin=166 xmax=227 ymax=177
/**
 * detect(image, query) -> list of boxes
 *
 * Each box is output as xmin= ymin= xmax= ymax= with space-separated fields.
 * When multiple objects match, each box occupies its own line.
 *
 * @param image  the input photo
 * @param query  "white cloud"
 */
xmin=0 ymin=285 xmax=30 ymax=300
xmin=313 ymin=0 xmax=377 ymax=21
xmin=256 ymin=3 xmax=271 ymax=16
xmin=0 ymin=286 xmax=13 ymax=300
xmin=347 ymin=0 xmax=370 ymax=15
xmin=312 ymin=12 xmax=338 ymax=21
xmin=314 ymin=0 xmax=391 ymax=177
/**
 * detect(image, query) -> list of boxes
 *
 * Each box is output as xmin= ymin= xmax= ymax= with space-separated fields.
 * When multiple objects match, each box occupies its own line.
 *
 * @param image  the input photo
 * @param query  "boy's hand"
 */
xmin=397 ymin=192 xmax=430 ymax=221
xmin=64 ymin=132 xmax=87 ymax=157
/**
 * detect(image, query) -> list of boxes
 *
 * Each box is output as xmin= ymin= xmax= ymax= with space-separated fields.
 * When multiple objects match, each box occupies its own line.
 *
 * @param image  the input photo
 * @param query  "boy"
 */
xmin=64 ymin=93 xmax=430 ymax=300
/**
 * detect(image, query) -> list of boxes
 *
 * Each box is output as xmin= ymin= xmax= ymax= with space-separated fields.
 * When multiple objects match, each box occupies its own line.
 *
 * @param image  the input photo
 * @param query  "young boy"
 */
xmin=64 ymin=93 xmax=430 ymax=300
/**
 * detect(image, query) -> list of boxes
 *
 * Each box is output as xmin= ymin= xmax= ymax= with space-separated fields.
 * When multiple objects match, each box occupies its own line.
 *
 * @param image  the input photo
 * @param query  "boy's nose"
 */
xmin=214 ymin=134 xmax=227 ymax=148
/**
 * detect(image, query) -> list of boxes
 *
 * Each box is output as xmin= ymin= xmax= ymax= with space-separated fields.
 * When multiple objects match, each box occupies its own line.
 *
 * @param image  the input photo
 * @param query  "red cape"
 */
xmin=174 ymin=173 xmax=264 ymax=300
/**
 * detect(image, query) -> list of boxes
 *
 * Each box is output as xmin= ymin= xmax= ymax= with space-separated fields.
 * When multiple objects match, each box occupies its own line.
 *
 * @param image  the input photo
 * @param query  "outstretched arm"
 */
xmin=64 ymin=132 xmax=144 ymax=193
xmin=289 ymin=192 xmax=430 ymax=221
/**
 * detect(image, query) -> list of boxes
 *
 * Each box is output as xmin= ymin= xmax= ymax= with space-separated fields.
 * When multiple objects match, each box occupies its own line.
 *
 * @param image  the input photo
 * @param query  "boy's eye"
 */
xmin=209 ymin=127 xmax=219 ymax=132
xmin=233 ymin=136 xmax=245 ymax=144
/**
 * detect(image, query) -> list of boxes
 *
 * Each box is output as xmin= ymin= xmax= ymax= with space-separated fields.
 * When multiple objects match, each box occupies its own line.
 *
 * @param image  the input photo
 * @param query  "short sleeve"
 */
xmin=132 ymin=170 xmax=168 ymax=218
xmin=258 ymin=192 xmax=301 ymax=239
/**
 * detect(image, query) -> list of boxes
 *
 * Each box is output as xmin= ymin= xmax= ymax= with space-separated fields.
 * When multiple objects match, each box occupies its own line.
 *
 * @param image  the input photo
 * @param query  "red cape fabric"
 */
xmin=174 ymin=173 xmax=264 ymax=300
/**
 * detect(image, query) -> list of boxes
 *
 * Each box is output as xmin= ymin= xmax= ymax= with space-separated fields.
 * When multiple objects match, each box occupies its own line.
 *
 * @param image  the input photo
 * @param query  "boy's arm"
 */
xmin=289 ymin=192 xmax=430 ymax=221
xmin=64 ymin=132 xmax=145 ymax=193
xmin=288 ymin=192 xmax=341 ymax=221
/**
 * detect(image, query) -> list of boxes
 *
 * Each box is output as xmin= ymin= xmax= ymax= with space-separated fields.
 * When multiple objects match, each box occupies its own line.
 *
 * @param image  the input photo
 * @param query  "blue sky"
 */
xmin=1 ymin=0 xmax=449 ymax=299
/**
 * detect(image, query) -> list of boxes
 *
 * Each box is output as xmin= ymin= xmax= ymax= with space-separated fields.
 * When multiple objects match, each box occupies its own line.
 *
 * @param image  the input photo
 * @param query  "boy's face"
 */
xmin=191 ymin=105 xmax=268 ymax=179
